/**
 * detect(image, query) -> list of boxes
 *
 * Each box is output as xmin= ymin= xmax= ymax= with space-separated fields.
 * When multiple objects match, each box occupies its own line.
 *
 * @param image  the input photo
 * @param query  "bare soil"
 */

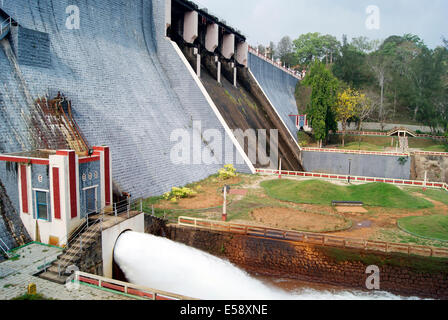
xmin=250 ymin=207 xmax=348 ymax=233
xmin=154 ymin=177 xmax=242 ymax=210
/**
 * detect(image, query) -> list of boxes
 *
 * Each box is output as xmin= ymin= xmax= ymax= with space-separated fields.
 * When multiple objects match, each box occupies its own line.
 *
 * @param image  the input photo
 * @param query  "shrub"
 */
xmin=163 ymin=187 xmax=197 ymax=202
xmin=218 ymin=164 xmax=237 ymax=180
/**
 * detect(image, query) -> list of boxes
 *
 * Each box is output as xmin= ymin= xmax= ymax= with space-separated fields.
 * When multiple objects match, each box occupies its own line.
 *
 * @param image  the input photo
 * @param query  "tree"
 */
xmin=257 ymin=44 xmax=266 ymax=55
xmin=276 ymin=36 xmax=295 ymax=66
xmin=332 ymin=37 xmax=373 ymax=89
xmin=351 ymin=36 xmax=375 ymax=53
xmin=293 ymin=33 xmax=326 ymax=66
xmin=321 ymin=34 xmax=341 ymax=64
xmin=356 ymin=90 xmax=377 ymax=130
xmin=302 ymin=61 xmax=339 ymax=147
xmin=367 ymin=48 xmax=392 ymax=130
xmin=293 ymin=33 xmax=341 ymax=66
xmin=336 ymin=88 xmax=365 ymax=147
xmin=268 ymin=41 xmax=276 ymax=60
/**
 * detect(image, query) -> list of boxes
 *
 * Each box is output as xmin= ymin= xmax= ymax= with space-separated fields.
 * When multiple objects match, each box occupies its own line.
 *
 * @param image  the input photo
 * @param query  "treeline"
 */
xmin=261 ymin=33 xmax=448 ymax=136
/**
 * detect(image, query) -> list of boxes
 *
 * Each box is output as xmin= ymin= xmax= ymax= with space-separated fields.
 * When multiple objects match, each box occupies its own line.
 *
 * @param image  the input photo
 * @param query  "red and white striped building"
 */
xmin=0 ymin=146 xmax=113 ymax=247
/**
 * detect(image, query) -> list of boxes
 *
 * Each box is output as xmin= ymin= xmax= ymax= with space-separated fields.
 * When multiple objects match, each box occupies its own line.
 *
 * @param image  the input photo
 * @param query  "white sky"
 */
xmin=193 ymin=0 xmax=447 ymax=48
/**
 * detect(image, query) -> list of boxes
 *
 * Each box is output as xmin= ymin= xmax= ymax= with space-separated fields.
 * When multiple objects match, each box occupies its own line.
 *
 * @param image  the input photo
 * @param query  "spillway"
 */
xmin=114 ymin=232 xmax=417 ymax=300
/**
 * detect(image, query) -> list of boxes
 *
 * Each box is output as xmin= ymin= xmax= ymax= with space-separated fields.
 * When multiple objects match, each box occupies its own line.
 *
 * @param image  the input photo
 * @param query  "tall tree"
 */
xmin=333 ymin=36 xmax=373 ymax=89
xmin=276 ymin=36 xmax=295 ymax=66
xmin=302 ymin=61 xmax=339 ymax=147
xmin=336 ymin=88 xmax=362 ymax=147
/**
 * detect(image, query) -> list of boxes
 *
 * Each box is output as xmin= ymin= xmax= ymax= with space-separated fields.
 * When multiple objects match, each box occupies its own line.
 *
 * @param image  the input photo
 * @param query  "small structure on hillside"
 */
xmin=0 ymin=146 xmax=112 ymax=247
xmin=387 ymin=127 xmax=417 ymax=138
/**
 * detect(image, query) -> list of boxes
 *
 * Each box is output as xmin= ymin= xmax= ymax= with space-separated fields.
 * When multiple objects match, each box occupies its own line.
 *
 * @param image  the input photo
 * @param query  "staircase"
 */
xmin=399 ymin=136 xmax=409 ymax=153
xmin=39 ymin=218 xmax=103 ymax=284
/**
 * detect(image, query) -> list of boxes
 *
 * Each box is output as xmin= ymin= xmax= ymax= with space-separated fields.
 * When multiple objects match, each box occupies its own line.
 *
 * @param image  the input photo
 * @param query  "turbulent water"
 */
xmin=114 ymin=232 xmax=418 ymax=300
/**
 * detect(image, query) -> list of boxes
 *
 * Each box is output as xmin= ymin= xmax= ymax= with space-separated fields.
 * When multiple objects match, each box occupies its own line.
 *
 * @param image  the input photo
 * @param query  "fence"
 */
xmin=177 ymin=216 xmax=448 ymax=259
xmin=336 ymin=130 xmax=447 ymax=141
xmin=75 ymin=271 xmax=195 ymax=300
xmin=248 ymin=46 xmax=302 ymax=80
xmin=255 ymin=168 xmax=448 ymax=191
xmin=302 ymin=147 xmax=409 ymax=157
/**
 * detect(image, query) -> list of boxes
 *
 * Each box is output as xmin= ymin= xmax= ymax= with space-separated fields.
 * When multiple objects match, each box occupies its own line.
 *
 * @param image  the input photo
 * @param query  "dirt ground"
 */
xmin=250 ymin=207 xmax=348 ymax=233
xmin=154 ymin=174 xmax=448 ymax=245
xmin=154 ymin=176 xmax=242 ymax=210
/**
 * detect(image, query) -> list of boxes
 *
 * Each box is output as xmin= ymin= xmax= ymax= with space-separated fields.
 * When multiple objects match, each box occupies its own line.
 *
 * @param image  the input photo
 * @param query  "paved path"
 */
xmin=0 ymin=243 xmax=134 ymax=300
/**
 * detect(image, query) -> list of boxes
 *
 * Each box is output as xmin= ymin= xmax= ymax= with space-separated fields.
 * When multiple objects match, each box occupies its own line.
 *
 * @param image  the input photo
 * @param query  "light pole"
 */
xmin=348 ymin=158 xmax=352 ymax=184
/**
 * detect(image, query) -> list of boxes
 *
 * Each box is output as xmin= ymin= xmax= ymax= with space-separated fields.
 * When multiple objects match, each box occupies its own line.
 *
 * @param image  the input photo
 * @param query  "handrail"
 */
xmin=0 ymin=237 xmax=11 ymax=258
xmin=58 ymin=217 xmax=103 ymax=277
xmin=255 ymin=168 xmax=447 ymax=191
xmin=75 ymin=271 xmax=197 ymax=300
xmin=178 ymin=216 xmax=448 ymax=259
xmin=248 ymin=46 xmax=303 ymax=80
xmin=302 ymin=147 xmax=409 ymax=157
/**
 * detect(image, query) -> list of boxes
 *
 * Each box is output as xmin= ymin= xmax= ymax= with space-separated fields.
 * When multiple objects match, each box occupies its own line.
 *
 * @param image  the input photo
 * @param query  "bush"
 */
xmin=218 ymin=164 xmax=237 ymax=180
xmin=163 ymin=187 xmax=197 ymax=202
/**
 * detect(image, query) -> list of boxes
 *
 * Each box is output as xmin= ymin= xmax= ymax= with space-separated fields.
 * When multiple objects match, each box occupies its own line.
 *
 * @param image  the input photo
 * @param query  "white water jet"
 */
xmin=114 ymin=232 xmax=417 ymax=300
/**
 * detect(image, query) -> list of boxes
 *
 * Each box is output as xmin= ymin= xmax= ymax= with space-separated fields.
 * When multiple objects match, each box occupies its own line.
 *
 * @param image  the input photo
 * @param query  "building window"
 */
xmin=36 ymin=191 xmax=49 ymax=221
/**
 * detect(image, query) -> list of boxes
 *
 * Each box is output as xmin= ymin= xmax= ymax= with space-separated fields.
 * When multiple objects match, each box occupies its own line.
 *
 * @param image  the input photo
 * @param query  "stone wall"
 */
xmin=167 ymin=226 xmax=448 ymax=299
xmin=412 ymin=154 xmax=448 ymax=183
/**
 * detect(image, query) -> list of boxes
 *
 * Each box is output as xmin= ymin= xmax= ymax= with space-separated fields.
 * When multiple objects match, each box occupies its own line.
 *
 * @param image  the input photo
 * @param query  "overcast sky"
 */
xmin=193 ymin=0 xmax=447 ymax=48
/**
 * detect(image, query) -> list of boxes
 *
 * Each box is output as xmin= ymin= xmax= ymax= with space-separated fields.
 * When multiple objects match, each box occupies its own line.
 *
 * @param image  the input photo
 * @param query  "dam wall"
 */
xmin=0 ymin=0 xmax=252 ymax=202
xmin=248 ymin=52 xmax=300 ymax=143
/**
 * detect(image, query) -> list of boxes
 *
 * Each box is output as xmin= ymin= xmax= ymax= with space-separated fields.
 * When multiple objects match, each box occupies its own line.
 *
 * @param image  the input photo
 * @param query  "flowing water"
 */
xmin=114 ymin=232 xmax=419 ymax=300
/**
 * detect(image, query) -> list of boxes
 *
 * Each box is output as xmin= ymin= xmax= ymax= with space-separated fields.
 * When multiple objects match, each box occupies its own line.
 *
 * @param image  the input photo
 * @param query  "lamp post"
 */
xmin=348 ymin=158 xmax=352 ymax=184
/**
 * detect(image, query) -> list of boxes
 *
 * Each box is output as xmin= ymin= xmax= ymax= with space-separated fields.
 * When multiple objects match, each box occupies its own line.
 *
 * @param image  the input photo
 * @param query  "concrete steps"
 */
xmin=38 ymin=222 xmax=102 ymax=284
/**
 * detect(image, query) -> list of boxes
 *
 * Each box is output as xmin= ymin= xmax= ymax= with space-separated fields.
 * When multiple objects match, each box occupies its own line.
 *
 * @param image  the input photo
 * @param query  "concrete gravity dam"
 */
xmin=0 ymin=0 xmax=305 ymax=251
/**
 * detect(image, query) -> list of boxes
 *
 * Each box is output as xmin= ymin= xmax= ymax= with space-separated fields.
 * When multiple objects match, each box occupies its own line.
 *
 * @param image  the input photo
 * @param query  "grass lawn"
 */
xmin=398 ymin=215 xmax=448 ymax=241
xmin=419 ymin=144 xmax=447 ymax=152
xmin=405 ymin=187 xmax=448 ymax=206
xmin=338 ymin=142 xmax=386 ymax=152
xmin=261 ymin=179 xmax=434 ymax=209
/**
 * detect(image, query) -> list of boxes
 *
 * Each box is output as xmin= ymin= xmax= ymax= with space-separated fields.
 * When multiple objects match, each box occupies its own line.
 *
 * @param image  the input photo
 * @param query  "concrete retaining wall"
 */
xmin=302 ymin=151 xmax=411 ymax=180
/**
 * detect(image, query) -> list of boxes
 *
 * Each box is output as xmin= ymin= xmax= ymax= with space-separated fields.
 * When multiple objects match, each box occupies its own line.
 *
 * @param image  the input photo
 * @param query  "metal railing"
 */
xmin=302 ymin=147 xmax=409 ymax=157
xmin=58 ymin=216 xmax=103 ymax=277
xmin=255 ymin=168 xmax=448 ymax=191
xmin=75 ymin=271 xmax=196 ymax=300
xmin=0 ymin=237 xmax=11 ymax=258
xmin=0 ymin=17 xmax=12 ymax=37
xmin=248 ymin=46 xmax=303 ymax=80
xmin=178 ymin=216 xmax=448 ymax=259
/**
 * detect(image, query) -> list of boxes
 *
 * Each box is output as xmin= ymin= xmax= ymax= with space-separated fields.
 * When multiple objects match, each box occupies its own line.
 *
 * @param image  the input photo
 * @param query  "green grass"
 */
xmin=338 ymin=142 xmax=386 ymax=151
xmin=261 ymin=179 xmax=434 ymax=209
xmin=420 ymin=144 xmax=448 ymax=152
xmin=405 ymin=188 xmax=448 ymax=206
xmin=399 ymin=215 xmax=448 ymax=241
